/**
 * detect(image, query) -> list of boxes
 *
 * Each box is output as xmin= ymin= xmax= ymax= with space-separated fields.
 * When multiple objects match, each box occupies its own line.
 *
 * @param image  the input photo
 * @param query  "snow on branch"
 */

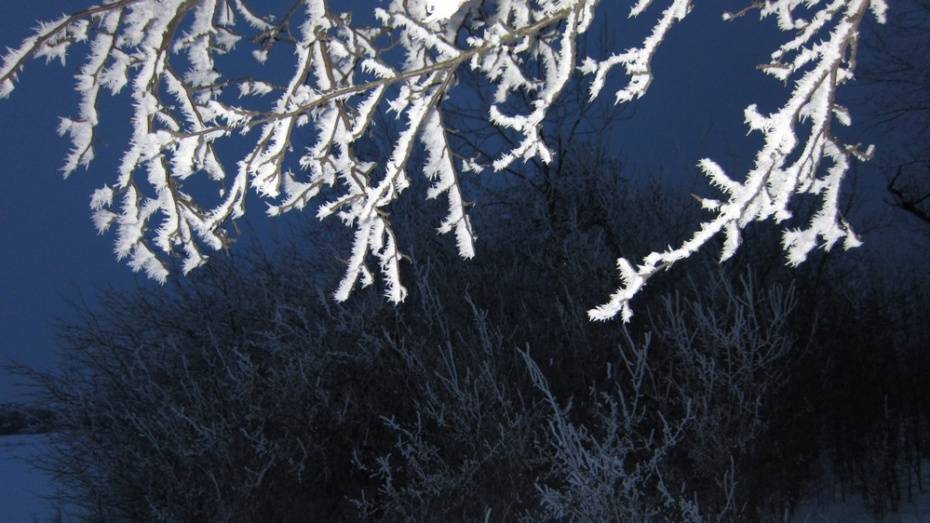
xmin=580 ymin=0 xmax=692 ymax=104
xmin=0 ymin=0 xmax=602 ymax=294
xmin=0 ymin=0 xmax=884 ymax=321
xmin=589 ymin=0 xmax=886 ymax=322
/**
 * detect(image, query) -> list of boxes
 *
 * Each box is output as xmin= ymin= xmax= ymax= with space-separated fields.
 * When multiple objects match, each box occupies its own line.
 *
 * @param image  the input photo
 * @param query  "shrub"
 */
xmin=20 ymin=163 xmax=930 ymax=521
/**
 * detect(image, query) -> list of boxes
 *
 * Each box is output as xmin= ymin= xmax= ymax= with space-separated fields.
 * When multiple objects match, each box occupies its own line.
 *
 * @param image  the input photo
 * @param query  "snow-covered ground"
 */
xmin=0 ymin=434 xmax=73 ymax=523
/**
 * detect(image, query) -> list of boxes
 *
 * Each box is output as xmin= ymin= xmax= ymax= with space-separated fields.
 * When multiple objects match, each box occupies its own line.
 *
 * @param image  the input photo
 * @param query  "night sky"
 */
xmin=0 ymin=1 xmax=910 ymax=402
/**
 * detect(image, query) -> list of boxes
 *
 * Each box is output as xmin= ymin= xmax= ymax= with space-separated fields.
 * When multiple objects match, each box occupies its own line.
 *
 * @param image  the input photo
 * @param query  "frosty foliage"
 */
xmin=0 ymin=0 xmax=887 ymax=320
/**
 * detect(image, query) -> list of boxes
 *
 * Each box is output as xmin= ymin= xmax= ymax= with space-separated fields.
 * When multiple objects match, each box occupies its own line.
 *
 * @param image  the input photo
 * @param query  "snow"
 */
xmin=424 ymin=0 xmax=469 ymax=23
xmin=0 ymin=434 xmax=73 ymax=523
xmin=0 ymin=0 xmax=887 ymax=321
xmin=589 ymin=0 xmax=877 ymax=322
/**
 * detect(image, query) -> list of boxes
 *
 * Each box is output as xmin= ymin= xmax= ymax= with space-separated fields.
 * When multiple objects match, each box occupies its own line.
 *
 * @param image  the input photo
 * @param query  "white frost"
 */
xmin=0 ymin=0 xmax=886 ymax=322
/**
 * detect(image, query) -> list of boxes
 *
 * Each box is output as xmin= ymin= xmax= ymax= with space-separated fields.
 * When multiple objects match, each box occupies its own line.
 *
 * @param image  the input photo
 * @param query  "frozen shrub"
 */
xmin=20 ymin=160 xmax=928 ymax=521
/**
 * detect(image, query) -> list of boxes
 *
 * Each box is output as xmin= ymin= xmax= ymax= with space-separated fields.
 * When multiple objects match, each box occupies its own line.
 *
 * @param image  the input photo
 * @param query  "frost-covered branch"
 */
xmin=589 ymin=0 xmax=887 ymax=322
xmin=4 ymin=0 xmax=640 ymax=299
xmin=0 ymin=0 xmax=884 ymax=321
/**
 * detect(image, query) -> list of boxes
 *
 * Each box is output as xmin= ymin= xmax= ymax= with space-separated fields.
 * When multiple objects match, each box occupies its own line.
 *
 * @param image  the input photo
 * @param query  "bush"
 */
xmin=21 ymin=160 xmax=930 ymax=521
xmin=0 ymin=403 xmax=58 ymax=435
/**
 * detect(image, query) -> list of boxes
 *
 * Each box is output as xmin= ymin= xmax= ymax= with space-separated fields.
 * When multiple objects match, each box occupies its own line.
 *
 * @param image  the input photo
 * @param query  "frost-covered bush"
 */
xmin=21 ymin=163 xmax=831 ymax=520
xmin=349 ymin=302 xmax=546 ymax=522
xmin=504 ymin=272 xmax=797 ymax=522
xmin=649 ymin=273 xmax=798 ymax=516
xmin=18 ymin=133 xmax=929 ymax=520
xmin=341 ymin=273 xmax=797 ymax=522
xmin=522 ymin=334 xmax=704 ymax=522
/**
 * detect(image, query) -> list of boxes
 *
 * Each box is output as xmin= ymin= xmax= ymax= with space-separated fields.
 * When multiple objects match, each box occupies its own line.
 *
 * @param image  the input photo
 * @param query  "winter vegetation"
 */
xmin=0 ymin=403 xmax=58 ymax=436
xmin=0 ymin=0 xmax=891 ymax=320
xmin=11 ymin=163 xmax=930 ymax=521
xmin=2 ymin=1 xmax=930 ymax=522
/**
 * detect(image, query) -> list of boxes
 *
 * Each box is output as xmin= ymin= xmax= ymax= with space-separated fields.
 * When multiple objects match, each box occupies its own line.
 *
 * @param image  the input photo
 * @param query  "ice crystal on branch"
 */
xmin=588 ymin=0 xmax=886 ymax=322
xmin=0 ymin=0 xmax=884 ymax=321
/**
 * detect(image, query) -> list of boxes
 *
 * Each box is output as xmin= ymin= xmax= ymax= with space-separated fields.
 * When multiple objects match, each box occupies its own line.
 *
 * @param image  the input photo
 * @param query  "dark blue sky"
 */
xmin=0 ymin=2 xmax=136 ymax=401
xmin=0 ymin=1 xmax=912 ymax=402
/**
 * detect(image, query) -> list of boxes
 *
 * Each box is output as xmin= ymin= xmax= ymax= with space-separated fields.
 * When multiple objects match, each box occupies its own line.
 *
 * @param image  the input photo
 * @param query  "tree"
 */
xmin=0 ymin=0 xmax=889 ymax=321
